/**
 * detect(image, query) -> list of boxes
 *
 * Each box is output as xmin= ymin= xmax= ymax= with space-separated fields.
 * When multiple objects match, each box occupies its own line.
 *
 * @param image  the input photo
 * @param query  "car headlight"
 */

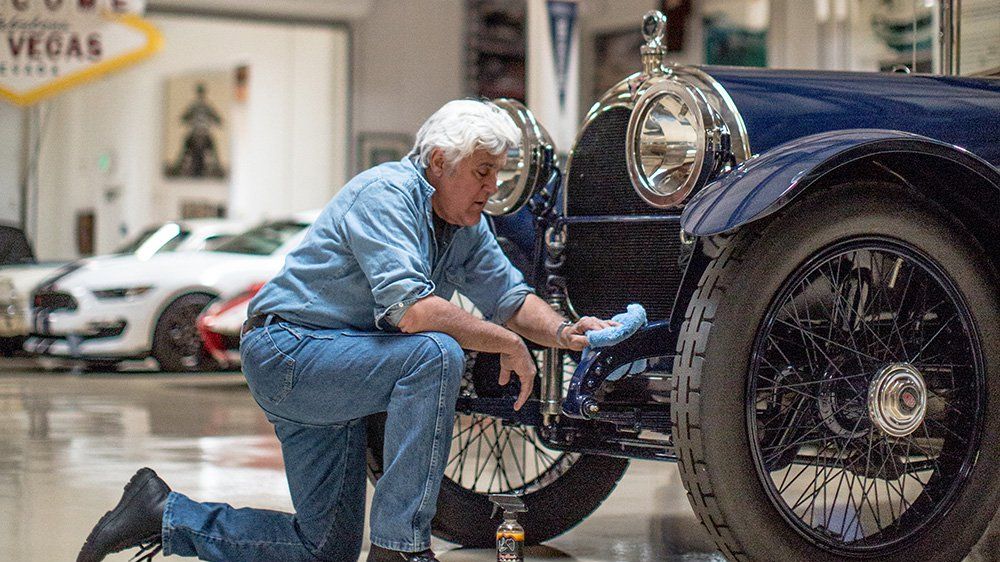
xmin=486 ymin=98 xmax=556 ymax=216
xmin=626 ymin=80 xmax=727 ymax=208
xmin=92 ymin=286 xmax=154 ymax=300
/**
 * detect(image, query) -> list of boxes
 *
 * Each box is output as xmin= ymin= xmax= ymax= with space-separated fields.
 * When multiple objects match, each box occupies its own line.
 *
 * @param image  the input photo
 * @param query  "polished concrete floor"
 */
xmin=0 ymin=363 xmax=996 ymax=562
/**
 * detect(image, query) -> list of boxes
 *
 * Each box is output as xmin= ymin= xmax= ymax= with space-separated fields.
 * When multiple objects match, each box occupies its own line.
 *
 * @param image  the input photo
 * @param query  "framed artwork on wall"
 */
xmin=356 ymin=133 xmax=413 ymax=173
xmin=180 ymin=200 xmax=227 ymax=219
xmin=466 ymin=0 xmax=526 ymax=100
xmin=162 ymin=69 xmax=234 ymax=180
xmin=75 ymin=209 xmax=95 ymax=257
xmin=593 ymin=28 xmax=643 ymax=102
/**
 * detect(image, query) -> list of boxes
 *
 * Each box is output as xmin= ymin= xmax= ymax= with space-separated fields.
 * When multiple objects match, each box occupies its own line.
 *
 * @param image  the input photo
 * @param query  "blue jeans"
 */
xmin=161 ymin=318 xmax=465 ymax=561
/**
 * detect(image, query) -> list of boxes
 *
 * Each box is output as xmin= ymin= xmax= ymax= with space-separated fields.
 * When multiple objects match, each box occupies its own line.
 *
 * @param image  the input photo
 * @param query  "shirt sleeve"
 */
xmin=342 ymin=181 xmax=435 ymax=330
xmin=457 ymin=217 xmax=534 ymax=325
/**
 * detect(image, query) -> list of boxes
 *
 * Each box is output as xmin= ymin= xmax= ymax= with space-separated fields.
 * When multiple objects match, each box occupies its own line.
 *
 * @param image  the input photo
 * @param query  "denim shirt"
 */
xmin=248 ymin=156 xmax=533 ymax=331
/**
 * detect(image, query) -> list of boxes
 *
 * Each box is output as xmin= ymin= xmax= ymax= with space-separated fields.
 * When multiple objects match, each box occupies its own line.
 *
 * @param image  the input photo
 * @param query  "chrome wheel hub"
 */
xmin=868 ymin=363 xmax=927 ymax=437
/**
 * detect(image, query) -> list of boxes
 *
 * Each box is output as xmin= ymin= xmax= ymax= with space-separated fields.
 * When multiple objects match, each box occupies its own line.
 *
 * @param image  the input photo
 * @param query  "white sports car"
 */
xmin=0 ymin=219 xmax=246 ymax=355
xmin=24 ymin=211 xmax=316 ymax=370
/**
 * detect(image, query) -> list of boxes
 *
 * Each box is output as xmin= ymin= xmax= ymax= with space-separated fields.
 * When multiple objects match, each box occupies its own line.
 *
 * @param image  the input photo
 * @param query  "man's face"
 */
xmin=427 ymin=148 xmax=504 ymax=227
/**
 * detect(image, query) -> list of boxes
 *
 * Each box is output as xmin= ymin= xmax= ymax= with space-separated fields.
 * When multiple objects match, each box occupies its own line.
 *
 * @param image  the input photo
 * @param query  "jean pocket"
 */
xmin=243 ymin=328 xmax=297 ymax=404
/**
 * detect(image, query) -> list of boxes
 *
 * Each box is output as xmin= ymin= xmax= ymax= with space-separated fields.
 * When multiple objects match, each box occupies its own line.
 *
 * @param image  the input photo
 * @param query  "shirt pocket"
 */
xmin=444 ymin=265 xmax=465 ymax=286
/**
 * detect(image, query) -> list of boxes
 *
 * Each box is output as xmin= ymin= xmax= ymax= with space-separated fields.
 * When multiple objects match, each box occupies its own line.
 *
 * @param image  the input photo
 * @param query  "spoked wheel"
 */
xmin=752 ymin=238 xmax=984 ymax=554
xmin=673 ymin=184 xmax=1000 ymax=562
xmin=446 ymin=349 xmax=580 ymax=496
xmin=152 ymin=293 xmax=218 ymax=372
xmin=366 ymin=293 xmax=629 ymax=547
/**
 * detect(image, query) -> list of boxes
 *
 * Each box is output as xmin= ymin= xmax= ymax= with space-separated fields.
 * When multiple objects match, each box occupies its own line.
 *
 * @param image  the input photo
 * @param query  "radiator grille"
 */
xmin=565 ymin=106 xmax=673 ymax=217
xmin=562 ymin=106 xmax=685 ymax=322
xmin=564 ymin=221 xmax=683 ymax=322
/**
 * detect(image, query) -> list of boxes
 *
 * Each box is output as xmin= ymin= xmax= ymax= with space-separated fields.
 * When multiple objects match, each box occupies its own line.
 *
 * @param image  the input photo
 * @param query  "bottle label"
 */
xmin=496 ymin=531 xmax=524 ymax=562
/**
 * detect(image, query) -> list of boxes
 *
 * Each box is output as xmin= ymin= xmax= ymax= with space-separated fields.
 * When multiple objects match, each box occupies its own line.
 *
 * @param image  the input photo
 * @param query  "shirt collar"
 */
xmin=404 ymin=155 xmax=436 ymax=199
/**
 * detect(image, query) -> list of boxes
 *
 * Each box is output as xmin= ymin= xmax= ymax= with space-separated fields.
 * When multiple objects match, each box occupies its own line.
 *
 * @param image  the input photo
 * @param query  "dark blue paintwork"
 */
xmin=682 ymin=129 xmax=1000 ymax=236
xmin=491 ymin=207 xmax=535 ymax=257
xmin=707 ymin=67 xmax=1000 ymax=165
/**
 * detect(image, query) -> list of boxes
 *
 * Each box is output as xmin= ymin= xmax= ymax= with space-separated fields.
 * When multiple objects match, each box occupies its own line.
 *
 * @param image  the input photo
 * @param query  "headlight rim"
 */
xmin=486 ymin=98 xmax=556 ymax=217
xmin=626 ymin=79 xmax=723 ymax=209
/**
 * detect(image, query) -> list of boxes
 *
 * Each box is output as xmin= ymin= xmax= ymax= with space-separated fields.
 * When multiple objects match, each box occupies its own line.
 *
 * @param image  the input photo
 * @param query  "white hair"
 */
xmin=411 ymin=100 xmax=522 ymax=170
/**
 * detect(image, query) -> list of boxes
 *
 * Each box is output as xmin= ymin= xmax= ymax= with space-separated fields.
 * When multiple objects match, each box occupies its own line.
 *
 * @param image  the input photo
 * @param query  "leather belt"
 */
xmin=242 ymin=313 xmax=288 ymax=336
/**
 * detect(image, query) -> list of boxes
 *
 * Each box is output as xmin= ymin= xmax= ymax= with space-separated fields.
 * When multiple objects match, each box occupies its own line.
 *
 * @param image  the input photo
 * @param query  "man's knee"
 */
xmin=416 ymin=332 xmax=465 ymax=380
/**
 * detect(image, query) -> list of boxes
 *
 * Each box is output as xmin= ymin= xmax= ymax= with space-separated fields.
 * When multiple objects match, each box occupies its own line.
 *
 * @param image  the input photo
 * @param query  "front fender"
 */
xmin=681 ymin=129 xmax=1000 ymax=236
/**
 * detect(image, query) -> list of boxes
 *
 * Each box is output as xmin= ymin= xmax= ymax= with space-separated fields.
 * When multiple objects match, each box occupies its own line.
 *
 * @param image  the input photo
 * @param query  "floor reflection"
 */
xmin=0 ymin=367 xmax=995 ymax=561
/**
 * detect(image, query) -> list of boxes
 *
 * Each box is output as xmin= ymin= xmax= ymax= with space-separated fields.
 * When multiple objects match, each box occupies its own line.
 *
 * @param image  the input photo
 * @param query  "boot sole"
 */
xmin=77 ymin=469 xmax=163 ymax=562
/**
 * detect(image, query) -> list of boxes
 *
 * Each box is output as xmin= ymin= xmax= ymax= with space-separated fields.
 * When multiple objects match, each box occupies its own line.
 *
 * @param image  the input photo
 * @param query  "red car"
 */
xmin=196 ymin=282 xmax=264 ymax=369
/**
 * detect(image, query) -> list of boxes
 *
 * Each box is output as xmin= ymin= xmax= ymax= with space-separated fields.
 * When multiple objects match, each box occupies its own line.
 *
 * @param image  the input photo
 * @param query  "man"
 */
xmin=77 ymin=100 xmax=614 ymax=562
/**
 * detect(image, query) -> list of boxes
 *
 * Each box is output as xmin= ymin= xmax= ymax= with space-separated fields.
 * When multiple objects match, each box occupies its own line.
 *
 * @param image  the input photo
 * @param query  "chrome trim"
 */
xmin=669 ymin=65 xmax=751 ymax=163
xmin=569 ymin=67 xmax=751 ymax=217
xmin=487 ymin=98 xmax=556 ymax=216
xmin=626 ymin=79 xmax=725 ymax=208
xmin=868 ymin=363 xmax=928 ymax=438
xmin=640 ymin=10 xmax=668 ymax=77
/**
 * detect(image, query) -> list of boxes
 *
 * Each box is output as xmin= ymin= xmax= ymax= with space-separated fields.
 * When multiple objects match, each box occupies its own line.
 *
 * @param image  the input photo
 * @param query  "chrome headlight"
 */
xmin=487 ymin=98 xmax=556 ymax=216
xmin=626 ymin=80 xmax=727 ymax=208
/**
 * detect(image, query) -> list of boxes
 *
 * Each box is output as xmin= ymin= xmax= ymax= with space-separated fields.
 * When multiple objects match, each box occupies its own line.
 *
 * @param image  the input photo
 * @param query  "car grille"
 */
xmin=562 ymin=105 xmax=684 ymax=322
xmin=33 ymin=291 xmax=78 ymax=312
xmin=565 ymin=106 xmax=674 ymax=217
xmin=564 ymin=221 xmax=683 ymax=321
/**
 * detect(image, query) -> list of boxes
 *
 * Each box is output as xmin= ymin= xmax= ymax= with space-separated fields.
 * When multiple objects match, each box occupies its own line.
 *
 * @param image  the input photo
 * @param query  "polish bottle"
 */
xmin=489 ymin=494 xmax=526 ymax=562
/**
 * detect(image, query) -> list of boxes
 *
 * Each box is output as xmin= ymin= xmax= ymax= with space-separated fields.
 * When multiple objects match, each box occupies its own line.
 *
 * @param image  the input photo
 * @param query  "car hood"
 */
xmin=51 ymin=251 xmax=284 ymax=292
xmin=705 ymin=66 xmax=1000 ymax=164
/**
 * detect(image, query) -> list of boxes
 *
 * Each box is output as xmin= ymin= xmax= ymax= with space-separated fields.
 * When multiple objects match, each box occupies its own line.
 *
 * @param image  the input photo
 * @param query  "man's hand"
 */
xmin=498 ymin=339 xmax=536 ymax=411
xmin=557 ymin=316 xmax=620 ymax=351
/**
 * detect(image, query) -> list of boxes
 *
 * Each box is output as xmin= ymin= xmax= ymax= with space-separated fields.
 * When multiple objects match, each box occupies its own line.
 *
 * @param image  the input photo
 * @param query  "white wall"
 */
xmin=0 ymin=105 xmax=23 ymax=225
xmin=350 ymin=0 xmax=465 ymax=170
xmin=30 ymin=15 xmax=349 ymax=259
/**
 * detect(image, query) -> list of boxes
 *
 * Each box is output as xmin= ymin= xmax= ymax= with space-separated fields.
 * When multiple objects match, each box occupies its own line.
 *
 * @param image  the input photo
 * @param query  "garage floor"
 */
xmin=0 ymin=366 xmax=996 ymax=562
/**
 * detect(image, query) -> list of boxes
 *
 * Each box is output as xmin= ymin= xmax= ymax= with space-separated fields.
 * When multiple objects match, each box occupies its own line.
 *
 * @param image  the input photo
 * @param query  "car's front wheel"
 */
xmin=152 ymin=293 xmax=218 ymax=372
xmin=673 ymin=183 xmax=1000 ymax=561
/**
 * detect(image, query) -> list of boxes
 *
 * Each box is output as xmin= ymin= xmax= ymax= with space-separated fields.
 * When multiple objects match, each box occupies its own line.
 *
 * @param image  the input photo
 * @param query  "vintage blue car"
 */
xmin=366 ymin=10 xmax=1000 ymax=561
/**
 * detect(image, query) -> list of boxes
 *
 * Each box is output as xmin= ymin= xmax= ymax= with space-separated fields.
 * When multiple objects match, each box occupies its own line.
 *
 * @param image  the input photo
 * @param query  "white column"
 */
xmin=527 ymin=0 xmax=581 ymax=152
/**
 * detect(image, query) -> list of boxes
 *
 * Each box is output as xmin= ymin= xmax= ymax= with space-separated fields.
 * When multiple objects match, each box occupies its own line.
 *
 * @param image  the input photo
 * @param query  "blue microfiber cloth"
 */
xmin=585 ymin=303 xmax=647 ymax=348
xmin=583 ymin=303 xmax=648 ymax=381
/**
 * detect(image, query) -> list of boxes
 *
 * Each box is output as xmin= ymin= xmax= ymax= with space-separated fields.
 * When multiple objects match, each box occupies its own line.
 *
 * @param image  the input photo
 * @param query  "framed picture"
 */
xmin=356 ymin=133 xmax=413 ymax=173
xmin=162 ymin=70 xmax=234 ymax=180
xmin=594 ymin=28 xmax=644 ymax=102
xmin=180 ymin=200 xmax=227 ymax=219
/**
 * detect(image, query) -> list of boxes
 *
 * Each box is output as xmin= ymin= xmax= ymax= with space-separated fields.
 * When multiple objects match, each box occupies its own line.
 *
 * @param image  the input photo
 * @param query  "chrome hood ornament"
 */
xmin=640 ymin=10 xmax=669 ymax=77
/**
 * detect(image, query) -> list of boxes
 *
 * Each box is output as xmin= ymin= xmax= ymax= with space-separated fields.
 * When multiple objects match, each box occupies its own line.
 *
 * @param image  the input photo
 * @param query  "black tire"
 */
xmin=365 ymin=344 xmax=629 ymax=547
xmin=84 ymin=360 xmax=121 ymax=372
xmin=673 ymin=183 xmax=1000 ymax=561
xmin=152 ymin=293 xmax=218 ymax=372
